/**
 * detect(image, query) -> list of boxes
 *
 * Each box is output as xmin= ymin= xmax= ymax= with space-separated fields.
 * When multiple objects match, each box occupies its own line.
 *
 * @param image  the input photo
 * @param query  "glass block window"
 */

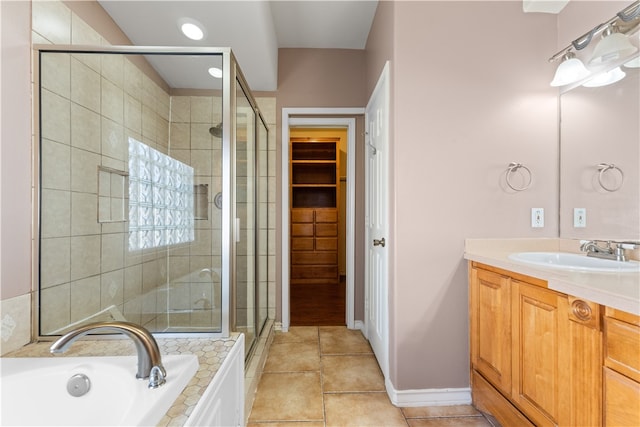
xmin=128 ymin=137 xmax=195 ymax=250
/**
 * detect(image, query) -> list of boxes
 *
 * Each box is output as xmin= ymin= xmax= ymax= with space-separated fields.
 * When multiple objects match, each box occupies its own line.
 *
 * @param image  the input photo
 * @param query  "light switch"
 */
xmin=531 ymin=208 xmax=544 ymax=228
xmin=574 ymin=208 xmax=586 ymax=228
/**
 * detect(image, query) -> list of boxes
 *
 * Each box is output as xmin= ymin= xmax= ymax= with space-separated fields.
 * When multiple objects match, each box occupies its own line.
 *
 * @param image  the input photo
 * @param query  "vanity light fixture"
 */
xmin=548 ymin=0 xmax=640 ymax=86
xmin=582 ymin=67 xmax=626 ymax=87
xmin=179 ymin=18 xmax=205 ymax=41
xmin=550 ymin=52 xmax=590 ymax=86
xmin=589 ymin=26 xmax=638 ymax=65
xmin=208 ymin=67 xmax=223 ymax=78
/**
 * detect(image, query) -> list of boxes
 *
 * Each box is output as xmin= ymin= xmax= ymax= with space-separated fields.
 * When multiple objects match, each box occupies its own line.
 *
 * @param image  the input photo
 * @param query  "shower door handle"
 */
xmin=373 ymin=237 xmax=386 ymax=247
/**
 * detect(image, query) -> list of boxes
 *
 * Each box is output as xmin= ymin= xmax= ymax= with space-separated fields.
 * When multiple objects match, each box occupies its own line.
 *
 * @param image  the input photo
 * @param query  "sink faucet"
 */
xmin=580 ymin=240 xmax=634 ymax=262
xmin=50 ymin=321 xmax=166 ymax=388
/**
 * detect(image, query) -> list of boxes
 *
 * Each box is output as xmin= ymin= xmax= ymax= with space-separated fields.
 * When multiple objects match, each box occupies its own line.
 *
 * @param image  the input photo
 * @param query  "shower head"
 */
xmin=209 ymin=123 xmax=222 ymax=138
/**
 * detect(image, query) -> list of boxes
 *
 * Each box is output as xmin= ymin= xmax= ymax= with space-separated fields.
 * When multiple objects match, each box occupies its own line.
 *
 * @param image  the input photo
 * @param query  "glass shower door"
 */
xmin=234 ymin=81 xmax=256 ymax=356
xmin=36 ymin=49 xmax=226 ymax=336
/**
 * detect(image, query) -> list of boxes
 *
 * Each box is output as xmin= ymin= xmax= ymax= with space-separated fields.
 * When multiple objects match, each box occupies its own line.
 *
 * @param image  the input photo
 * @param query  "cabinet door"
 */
xmin=511 ymin=281 xmax=564 ymax=427
xmin=604 ymin=367 xmax=640 ymax=426
xmin=604 ymin=310 xmax=640 ymax=427
xmin=511 ymin=283 xmax=602 ymax=427
xmin=605 ymin=315 xmax=640 ymax=383
xmin=470 ymin=267 xmax=512 ymax=394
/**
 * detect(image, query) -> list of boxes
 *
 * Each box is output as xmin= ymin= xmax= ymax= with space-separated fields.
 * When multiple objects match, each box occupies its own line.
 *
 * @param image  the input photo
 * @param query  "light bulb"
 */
xmin=550 ymin=53 xmax=590 ymax=86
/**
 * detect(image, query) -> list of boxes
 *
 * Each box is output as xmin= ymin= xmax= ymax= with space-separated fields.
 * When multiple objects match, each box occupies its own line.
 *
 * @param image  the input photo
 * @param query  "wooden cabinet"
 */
xmin=469 ymin=267 xmax=512 ymax=394
xmin=290 ymin=139 xmax=339 ymax=209
xmin=290 ymin=139 xmax=339 ymax=285
xmin=290 ymin=208 xmax=338 ymax=284
xmin=470 ymin=262 xmax=601 ymax=427
xmin=603 ymin=308 xmax=640 ymax=426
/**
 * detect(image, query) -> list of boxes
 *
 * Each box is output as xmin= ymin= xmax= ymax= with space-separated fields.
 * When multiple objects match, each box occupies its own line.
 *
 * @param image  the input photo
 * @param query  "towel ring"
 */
xmin=597 ymin=163 xmax=624 ymax=192
xmin=506 ymin=162 xmax=532 ymax=191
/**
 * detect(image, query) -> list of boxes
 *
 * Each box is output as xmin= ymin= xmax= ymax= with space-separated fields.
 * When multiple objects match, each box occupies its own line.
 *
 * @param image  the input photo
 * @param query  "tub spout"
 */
xmin=50 ymin=321 xmax=166 ymax=388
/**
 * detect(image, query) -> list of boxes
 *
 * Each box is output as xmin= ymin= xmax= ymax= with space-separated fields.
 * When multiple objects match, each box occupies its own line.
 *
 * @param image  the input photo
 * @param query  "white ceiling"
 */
xmin=98 ymin=1 xmax=379 ymax=91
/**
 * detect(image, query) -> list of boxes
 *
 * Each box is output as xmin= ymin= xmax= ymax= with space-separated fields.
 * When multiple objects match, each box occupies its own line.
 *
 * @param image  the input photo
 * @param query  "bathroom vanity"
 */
xmin=465 ymin=239 xmax=640 ymax=427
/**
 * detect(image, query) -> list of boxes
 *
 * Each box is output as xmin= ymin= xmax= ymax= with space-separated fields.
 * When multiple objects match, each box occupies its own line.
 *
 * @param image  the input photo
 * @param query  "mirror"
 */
xmin=560 ymin=60 xmax=640 ymax=240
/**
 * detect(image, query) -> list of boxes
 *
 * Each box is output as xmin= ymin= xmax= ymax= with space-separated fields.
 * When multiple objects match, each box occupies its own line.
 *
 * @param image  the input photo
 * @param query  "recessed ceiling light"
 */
xmin=179 ymin=18 xmax=205 ymax=41
xmin=208 ymin=67 xmax=223 ymax=78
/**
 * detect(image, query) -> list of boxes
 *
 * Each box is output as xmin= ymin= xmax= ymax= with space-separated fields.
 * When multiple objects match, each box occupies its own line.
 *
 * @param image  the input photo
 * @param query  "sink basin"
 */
xmin=508 ymin=252 xmax=640 ymax=272
xmin=1 ymin=354 xmax=198 ymax=426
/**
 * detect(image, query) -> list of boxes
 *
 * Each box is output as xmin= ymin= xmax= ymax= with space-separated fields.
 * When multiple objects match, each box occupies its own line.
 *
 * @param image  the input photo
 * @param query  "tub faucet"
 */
xmin=50 ymin=321 xmax=166 ymax=388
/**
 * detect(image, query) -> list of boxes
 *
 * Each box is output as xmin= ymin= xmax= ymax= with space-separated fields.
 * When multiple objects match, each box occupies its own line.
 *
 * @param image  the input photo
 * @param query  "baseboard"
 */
xmin=274 ymin=321 xmax=286 ymax=332
xmin=385 ymin=378 xmax=472 ymax=407
xmin=353 ymin=320 xmax=364 ymax=331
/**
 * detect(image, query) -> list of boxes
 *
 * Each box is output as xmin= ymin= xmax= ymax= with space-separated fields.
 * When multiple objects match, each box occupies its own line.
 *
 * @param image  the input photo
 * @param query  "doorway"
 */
xmin=289 ymin=128 xmax=347 ymax=325
xmin=281 ymin=109 xmax=363 ymax=331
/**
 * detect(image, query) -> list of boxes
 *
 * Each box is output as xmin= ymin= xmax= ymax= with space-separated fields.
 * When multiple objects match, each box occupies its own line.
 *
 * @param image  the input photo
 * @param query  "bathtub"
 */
xmin=0 ymin=354 xmax=198 ymax=426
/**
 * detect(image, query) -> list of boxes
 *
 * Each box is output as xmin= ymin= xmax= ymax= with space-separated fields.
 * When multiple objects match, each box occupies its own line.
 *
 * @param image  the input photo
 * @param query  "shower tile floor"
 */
xmin=248 ymin=326 xmax=496 ymax=427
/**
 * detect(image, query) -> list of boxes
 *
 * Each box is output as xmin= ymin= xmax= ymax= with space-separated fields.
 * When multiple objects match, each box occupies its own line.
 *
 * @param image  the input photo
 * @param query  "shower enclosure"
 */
xmin=36 ymin=46 xmax=269 ymax=358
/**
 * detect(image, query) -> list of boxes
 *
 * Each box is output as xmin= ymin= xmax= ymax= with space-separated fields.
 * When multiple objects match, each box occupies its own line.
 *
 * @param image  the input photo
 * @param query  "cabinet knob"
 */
xmin=571 ymin=299 xmax=593 ymax=321
xmin=373 ymin=237 xmax=386 ymax=247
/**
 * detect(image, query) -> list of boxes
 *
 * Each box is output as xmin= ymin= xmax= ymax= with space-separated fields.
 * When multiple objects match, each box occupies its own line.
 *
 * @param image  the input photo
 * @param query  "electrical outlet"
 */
xmin=531 ymin=208 xmax=544 ymax=228
xmin=574 ymin=208 xmax=586 ymax=228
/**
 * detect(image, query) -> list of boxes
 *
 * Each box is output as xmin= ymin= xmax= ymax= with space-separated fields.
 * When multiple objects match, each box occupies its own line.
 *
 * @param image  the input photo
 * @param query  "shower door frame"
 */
xmin=232 ymin=64 xmax=271 ymax=359
xmin=32 ymin=45 xmax=267 ymax=340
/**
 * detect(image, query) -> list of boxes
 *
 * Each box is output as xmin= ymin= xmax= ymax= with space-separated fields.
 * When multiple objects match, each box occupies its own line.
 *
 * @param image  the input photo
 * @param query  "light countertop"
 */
xmin=465 ymin=238 xmax=640 ymax=316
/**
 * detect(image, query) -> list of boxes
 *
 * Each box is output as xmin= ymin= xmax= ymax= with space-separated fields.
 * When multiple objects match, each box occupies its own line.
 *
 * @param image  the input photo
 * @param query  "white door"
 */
xmin=365 ymin=62 xmax=390 ymax=378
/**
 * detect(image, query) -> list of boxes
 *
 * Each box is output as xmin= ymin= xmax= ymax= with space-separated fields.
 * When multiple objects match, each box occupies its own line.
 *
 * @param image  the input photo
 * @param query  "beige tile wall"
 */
xmin=167 ymin=95 xmax=223 ymax=330
xmin=35 ymin=1 xmax=171 ymax=334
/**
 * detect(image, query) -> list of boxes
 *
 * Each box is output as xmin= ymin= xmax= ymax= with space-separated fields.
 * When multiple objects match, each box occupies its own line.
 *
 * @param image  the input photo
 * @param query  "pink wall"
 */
xmin=1 ymin=1 xmax=32 ymax=300
xmin=278 ymin=48 xmax=367 ymax=108
xmin=365 ymin=0 xmax=395 ymax=96
xmin=275 ymin=48 xmax=368 ymax=321
xmin=366 ymin=1 xmax=559 ymax=390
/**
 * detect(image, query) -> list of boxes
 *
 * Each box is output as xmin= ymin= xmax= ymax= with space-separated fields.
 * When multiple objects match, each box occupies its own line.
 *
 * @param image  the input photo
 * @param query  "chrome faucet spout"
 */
xmin=580 ymin=240 xmax=612 ymax=254
xmin=50 ymin=321 xmax=165 ymax=387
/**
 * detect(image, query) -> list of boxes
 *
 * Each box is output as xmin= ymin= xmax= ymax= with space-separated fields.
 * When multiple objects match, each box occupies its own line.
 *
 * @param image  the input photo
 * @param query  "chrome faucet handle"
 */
xmin=614 ymin=246 xmax=627 ymax=262
xmin=148 ymin=365 xmax=166 ymax=389
xmin=615 ymin=241 xmax=639 ymax=250
xmin=612 ymin=242 xmax=640 ymax=262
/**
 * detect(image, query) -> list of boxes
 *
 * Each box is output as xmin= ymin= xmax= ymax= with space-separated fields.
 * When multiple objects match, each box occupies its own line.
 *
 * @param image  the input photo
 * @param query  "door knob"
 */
xmin=373 ymin=237 xmax=386 ymax=247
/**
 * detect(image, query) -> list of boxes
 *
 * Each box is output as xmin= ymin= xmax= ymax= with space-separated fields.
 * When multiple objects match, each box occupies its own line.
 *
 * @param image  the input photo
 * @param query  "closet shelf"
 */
xmin=290 ymin=137 xmax=340 ymax=284
xmin=292 ymin=184 xmax=337 ymax=188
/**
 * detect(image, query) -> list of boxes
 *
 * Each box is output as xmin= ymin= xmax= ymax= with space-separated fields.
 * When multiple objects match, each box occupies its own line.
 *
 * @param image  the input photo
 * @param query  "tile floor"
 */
xmin=248 ymin=326 xmax=495 ymax=427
